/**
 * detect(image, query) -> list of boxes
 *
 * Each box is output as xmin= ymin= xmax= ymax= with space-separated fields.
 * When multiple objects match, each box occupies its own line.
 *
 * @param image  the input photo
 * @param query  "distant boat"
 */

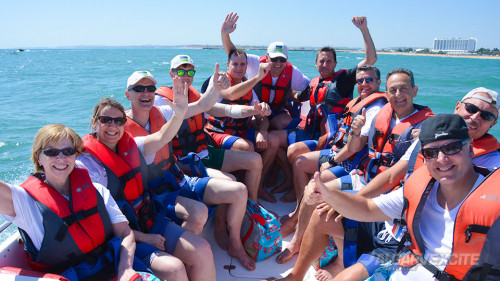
xmin=11 ymin=49 xmax=25 ymax=54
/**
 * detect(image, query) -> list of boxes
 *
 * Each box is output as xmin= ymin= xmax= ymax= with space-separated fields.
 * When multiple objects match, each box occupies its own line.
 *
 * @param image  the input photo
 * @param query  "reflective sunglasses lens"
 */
xmin=356 ymin=78 xmax=374 ymax=85
xmin=176 ymin=69 xmax=186 ymax=76
xmin=465 ymin=103 xmax=497 ymax=121
xmin=187 ymin=70 xmax=196 ymax=77
xmin=441 ymin=141 xmax=463 ymax=155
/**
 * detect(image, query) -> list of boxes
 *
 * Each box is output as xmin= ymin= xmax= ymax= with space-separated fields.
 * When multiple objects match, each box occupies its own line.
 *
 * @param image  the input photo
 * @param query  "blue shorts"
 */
xmin=221 ymin=128 xmax=256 ymax=150
xmin=318 ymin=149 xmax=350 ymax=178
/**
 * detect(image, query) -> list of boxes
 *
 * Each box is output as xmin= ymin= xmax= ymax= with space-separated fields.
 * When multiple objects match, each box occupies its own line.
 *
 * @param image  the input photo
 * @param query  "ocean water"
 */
xmin=0 ymin=48 xmax=499 ymax=235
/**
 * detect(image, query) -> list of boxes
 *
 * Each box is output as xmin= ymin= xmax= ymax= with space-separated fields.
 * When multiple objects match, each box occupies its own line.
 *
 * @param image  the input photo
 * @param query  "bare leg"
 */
xmin=221 ymin=149 xmax=263 ymax=202
xmin=258 ymin=131 xmax=279 ymax=203
xmin=175 ymin=196 xmax=208 ymax=235
xmin=207 ymin=167 xmax=236 ymax=181
xmin=273 ymin=147 xmax=294 ymax=196
xmin=227 ymin=137 xmax=255 ymax=152
xmin=269 ymin=112 xmax=293 ymax=130
xmin=213 ymin=205 xmax=229 ymax=250
xmin=286 ymin=141 xmax=312 ymax=165
xmin=203 ymin=178 xmax=256 ymax=271
xmin=173 ymin=230 xmax=216 ymax=281
xmin=149 ymin=252 xmax=188 ymax=281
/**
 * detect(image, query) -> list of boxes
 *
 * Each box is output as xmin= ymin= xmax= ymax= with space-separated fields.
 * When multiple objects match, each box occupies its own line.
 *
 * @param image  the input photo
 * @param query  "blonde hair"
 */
xmin=31 ymin=124 xmax=83 ymax=173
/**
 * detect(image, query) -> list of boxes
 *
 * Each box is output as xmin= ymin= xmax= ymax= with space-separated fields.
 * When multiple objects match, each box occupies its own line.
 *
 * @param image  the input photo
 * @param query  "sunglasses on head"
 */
xmin=129 ymin=85 xmax=156 ymax=93
xmin=463 ymin=102 xmax=497 ymax=122
xmin=421 ymin=140 xmax=468 ymax=159
xmin=97 ymin=116 xmax=127 ymax=126
xmin=270 ymin=57 xmax=287 ymax=63
xmin=356 ymin=78 xmax=374 ymax=85
xmin=41 ymin=147 xmax=77 ymax=157
xmin=172 ymin=69 xmax=196 ymax=77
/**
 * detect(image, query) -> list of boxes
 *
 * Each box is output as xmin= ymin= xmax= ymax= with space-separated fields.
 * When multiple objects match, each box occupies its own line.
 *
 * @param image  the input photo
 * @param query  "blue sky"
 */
xmin=1 ymin=0 xmax=499 ymax=49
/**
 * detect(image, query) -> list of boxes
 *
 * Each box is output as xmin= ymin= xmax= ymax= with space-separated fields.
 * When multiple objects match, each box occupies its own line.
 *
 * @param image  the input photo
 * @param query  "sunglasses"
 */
xmin=270 ymin=57 xmax=287 ymax=63
xmin=356 ymin=78 xmax=374 ymax=85
xmin=97 ymin=116 xmax=127 ymax=126
xmin=129 ymin=85 xmax=157 ymax=93
xmin=463 ymin=102 xmax=497 ymax=122
xmin=421 ymin=140 xmax=468 ymax=159
xmin=41 ymin=147 xmax=77 ymax=157
xmin=172 ymin=69 xmax=196 ymax=77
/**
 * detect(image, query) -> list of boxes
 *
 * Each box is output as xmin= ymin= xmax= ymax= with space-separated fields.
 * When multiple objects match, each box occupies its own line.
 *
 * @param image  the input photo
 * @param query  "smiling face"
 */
xmin=38 ymin=137 xmax=77 ymax=185
xmin=423 ymin=138 xmax=474 ymax=188
xmin=386 ymin=73 xmax=417 ymax=118
xmin=227 ymin=53 xmax=247 ymax=83
xmin=356 ymin=70 xmax=381 ymax=99
xmin=125 ymin=77 xmax=156 ymax=112
xmin=92 ymin=105 xmax=125 ymax=151
xmin=266 ymin=54 xmax=287 ymax=77
xmin=315 ymin=51 xmax=337 ymax=79
xmin=454 ymin=92 xmax=498 ymax=140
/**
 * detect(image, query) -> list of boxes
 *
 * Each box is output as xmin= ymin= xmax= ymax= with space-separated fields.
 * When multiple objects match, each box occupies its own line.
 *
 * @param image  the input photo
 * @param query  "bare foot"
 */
xmin=271 ymin=180 xmax=292 ymax=194
xmin=214 ymin=225 xmax=229 ymax=250
xmin=228 ymin=245 xmax=256 ymax=271
xmin=259 ymin=189 xmax=277 ymax=203
xmin=279 ymin=189 xmax=296 ymax=203
xmin=276 ymin=234 xmax=300 ymax=264
xmin=279 ymin=214 xmax=298 ymax=238
xmin=315 ymin=269 xmax=334 ymax=281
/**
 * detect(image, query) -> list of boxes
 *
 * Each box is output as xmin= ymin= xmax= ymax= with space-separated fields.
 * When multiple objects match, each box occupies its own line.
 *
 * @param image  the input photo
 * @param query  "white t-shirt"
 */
xmin=1 ymin=181 xmax=126 ymax=251
xmin=246 ymin=54 xmax=310 ymax=103
xmin=360 ymin=99 xmax=386 ymax=136
xmin=373 ymin=175 xmax=485 ymax=280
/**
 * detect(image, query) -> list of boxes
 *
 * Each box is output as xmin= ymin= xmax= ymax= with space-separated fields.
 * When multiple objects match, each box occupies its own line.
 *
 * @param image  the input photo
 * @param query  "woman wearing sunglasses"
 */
xmin=0 ymin=124 xmax=151 ymax=281
xmin=77 ymin=89 xmax=216 ymax=280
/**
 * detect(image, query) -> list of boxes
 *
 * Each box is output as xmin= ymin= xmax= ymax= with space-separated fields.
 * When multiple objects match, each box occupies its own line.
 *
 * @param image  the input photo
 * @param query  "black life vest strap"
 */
xmin=120 ymin=166 xmax=142 ymax=183
xmin=56 ymin=206 xmax=99 ymax=241
xmin=262 ymin=83 xmax=287 ymax=91
xmin=465 ymin=224 xmax=490 ymax=243
xmin=411 ymin=251 xmax=460 ymax=281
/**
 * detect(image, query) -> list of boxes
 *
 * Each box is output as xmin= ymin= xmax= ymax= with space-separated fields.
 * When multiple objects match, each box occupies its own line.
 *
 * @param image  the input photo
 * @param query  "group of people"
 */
xmin=1 ymin=12 xmax=499 ymax=281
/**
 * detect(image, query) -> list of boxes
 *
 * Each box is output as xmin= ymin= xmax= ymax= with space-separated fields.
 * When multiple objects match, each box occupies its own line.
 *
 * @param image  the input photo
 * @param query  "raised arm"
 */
xmin=0 ymin=180 xmax=15 ymax=217
xmin=142 ymin=78 xmax=188 ymax=158
xmin=219 ymin=62 xmax=270 ymax=101
xmin=185 ymin=63 xmax=228 ymax=118
xmin=352 ymin=16 xmax=377 ymax=67
xmin=112 ymin=221 xmax=139 ymax=281
xmin=221 ymin=12 xmax=239 ymax=55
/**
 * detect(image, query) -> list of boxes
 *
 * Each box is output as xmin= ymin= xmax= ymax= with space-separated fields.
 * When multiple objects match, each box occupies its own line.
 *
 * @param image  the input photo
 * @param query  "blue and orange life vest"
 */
xmin=399 ymin=166 xmax=500 ymax=280
xmin=156 ymin=86 xmax=209 ymax=157
xmin=19 ymin=168 xmax=113 ymax=272
xmin=205 ymin=73 xmax=253 ymax=137
xmin=253 ymin=56 xmax=293 ymax=111
xmin=82 ymin=132 xmax=156 ymax=232
xmin=359 ymin=103 xmax=434 ymax=182
xmin=309 ymin=70 xmax=352 ymax=114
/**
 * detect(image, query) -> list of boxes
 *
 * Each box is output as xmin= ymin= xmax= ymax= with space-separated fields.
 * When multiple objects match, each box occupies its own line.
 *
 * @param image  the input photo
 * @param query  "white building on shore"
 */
xmin=433 ymin=37 xmax=477 ymax=53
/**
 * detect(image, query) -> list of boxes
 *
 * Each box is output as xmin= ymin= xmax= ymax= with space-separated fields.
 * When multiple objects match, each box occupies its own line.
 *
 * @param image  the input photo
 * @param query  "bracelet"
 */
xmin=328 ymin=156 xmax=338 ymax=167
xmin=350 ymin=130 xmax=360 ymax=137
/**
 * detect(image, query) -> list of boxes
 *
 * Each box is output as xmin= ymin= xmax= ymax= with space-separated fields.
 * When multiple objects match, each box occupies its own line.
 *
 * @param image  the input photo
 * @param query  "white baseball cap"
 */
xmin=171 ymin=55 xmax=195 ymax=69
xmin=461 ymin=87 xmax=499 ymax=111
xmin=267 ymin=42 xmax=288 ymax=59
xmin=127 ymin=71 xmax=157 ymax=88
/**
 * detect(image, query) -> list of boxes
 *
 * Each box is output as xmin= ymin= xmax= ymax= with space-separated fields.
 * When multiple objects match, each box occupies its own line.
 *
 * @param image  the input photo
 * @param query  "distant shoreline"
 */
xmin=341 ymin=50 xmax=500 ymax=60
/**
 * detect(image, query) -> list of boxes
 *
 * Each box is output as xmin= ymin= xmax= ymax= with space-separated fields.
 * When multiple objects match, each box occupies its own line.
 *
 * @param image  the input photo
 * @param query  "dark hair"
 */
xmin=386 ymin=68 xmax=415 ymax=87
xmin=316 ymin=47 xmax=337 ymax=62
xmin=357 ymin=65 xmax=381 ymax=80
xmin=91 ymin=98 xmax=126 ymax=129
xmin=228 ymin=49 xmax=247 ymax=63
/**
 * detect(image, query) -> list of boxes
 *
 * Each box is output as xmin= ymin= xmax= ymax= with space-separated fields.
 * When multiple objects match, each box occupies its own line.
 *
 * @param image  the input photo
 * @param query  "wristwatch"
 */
xmin=328 ymin=156 xmax=338 ymax=167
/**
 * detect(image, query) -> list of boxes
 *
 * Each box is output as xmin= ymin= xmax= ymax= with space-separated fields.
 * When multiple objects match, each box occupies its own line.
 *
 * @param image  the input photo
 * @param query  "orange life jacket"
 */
xmin=156 ymin=86 xmax=209 ymax=157
xmin=20 ymin=168 xmax=113 ymax=271
xmin=309 ymin=70 xmax=351 ymax=114
xmin=359 ymin=104 xmax=434 ymax=182
xmin=254 ymin=56 xmax=293 ymax=110
xmin=399 ymin=166 xmax=500 ymax=280
xmin=331 ymin=92 xmax=387 ymax=151
xmin=205 ymin=73 xmax=253 ymax=137
xmin=124 ymin=105 xmax=176 ymax=172
xmin=82 ymin=132 xmax=155 ymax=231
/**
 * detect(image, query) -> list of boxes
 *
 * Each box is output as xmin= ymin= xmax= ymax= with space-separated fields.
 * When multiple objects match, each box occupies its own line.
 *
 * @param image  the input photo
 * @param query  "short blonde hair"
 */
xmin=31 ymin=124 xmax=83 ymax=173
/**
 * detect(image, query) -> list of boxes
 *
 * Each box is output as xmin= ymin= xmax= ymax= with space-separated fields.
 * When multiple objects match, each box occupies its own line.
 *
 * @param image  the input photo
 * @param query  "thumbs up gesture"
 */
xmin=350 ymin=107 xmax=366 ymax=137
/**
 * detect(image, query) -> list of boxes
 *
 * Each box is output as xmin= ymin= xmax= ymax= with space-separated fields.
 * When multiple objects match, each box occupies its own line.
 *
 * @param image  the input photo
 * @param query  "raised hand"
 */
xmin=256 ymin=62 xmax=271 ymax=80
xmin=352 ymin=16 xmax=367 ymax=30
xmin=350 ymin=107 xmax=366 ymax=136
xmin=222 ymin=12 xmax=239 ymax=35
xmin=212 ymin=63 xmax=230 ymax=91
xmin=163 ymin=76 xmax=188 ymax=116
